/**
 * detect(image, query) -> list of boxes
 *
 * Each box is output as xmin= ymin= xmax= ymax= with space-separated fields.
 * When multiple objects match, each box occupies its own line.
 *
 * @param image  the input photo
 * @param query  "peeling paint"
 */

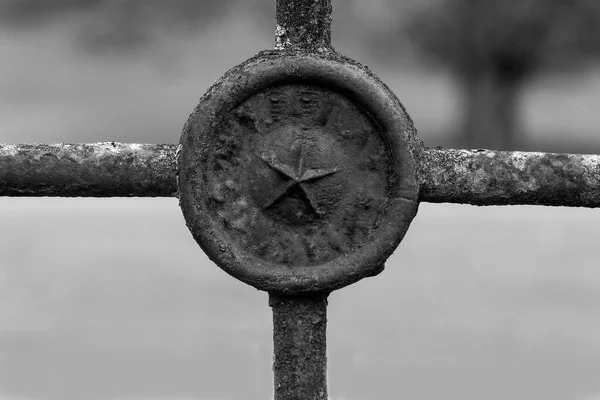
xmin=0 ymin=144 xmax=18 ymax=157
xmin=274 ymin=25 xmax=290 ymax=50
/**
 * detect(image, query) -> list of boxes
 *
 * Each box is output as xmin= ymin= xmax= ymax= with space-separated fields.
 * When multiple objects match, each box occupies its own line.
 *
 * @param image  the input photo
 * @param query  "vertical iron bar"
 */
xmin=269 ymin=292 xmax=329 ymax=400
xmin=275 ymin=0 xmax=333 ymax=50
xmin=269 ymin=2 xmax=332 ymax=399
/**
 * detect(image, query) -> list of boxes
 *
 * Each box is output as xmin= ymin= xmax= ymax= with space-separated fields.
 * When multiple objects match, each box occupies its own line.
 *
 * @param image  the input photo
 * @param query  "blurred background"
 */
xmin=1 ymin=1 xmax=600 ymax=399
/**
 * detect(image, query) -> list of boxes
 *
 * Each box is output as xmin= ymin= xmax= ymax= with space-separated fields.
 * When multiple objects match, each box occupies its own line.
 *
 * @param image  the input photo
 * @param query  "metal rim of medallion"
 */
xmin=178 ymin=50 xmax=422 ymax=294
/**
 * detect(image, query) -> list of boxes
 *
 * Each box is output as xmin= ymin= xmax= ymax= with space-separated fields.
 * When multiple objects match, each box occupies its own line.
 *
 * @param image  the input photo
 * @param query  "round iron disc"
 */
xmin=178 ymin=50 xmax=421 ymax=293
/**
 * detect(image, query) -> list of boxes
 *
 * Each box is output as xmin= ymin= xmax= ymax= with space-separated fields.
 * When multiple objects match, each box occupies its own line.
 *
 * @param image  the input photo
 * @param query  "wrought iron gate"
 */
xmin=1 ymin=1 xmax=599 ymax=399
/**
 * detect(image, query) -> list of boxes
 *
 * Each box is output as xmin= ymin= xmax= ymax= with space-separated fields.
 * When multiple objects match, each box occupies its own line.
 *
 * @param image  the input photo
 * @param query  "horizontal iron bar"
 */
xmin=2 ymin=143 xmax=600 ymax=207
xmin=0 ymin=143 xmax=178 ymax=197
xmin=419 ymin=148 xmax=600 ymax=208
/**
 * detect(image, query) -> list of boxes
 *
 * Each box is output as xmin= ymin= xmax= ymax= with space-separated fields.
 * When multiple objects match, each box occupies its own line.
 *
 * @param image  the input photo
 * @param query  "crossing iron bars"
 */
xmin=1 ymin=1 xmax=600 ymax=399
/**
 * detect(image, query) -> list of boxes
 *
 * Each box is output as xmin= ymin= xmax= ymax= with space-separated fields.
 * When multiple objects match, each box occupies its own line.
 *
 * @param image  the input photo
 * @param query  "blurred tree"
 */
xmin=378 ymin=0 xmax=600 ymax=149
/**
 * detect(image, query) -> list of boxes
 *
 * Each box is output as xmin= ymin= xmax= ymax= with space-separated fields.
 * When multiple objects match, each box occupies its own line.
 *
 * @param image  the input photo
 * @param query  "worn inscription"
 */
xmin=201 ymin=84 xmax=393 ymax=266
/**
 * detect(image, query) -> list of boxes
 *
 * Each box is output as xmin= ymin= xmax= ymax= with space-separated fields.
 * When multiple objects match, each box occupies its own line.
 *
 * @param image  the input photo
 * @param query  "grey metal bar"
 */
xmin=0 ymin=142 xmax=177 ymax=197
xmin=275 ymin=0 xmax=332 ymax=50
xmin=419 ymin=148 xmax=600 ymax=208
xmin=3 ymin=143 xmax=600 ymax=208
xmin=269 ymin=292 xmax=329 ymax=400
xmin=270 ymin=2 xmax=333 ymax=399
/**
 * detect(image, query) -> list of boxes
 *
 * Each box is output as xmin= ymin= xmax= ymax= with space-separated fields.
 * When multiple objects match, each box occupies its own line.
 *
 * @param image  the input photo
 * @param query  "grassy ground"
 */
xmin=1 ymin=199 xmax=599 ymax=400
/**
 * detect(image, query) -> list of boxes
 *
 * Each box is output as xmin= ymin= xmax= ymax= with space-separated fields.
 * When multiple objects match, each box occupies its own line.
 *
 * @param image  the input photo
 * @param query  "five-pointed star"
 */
xmin=256 ymin=145 xmax=339 ymax=215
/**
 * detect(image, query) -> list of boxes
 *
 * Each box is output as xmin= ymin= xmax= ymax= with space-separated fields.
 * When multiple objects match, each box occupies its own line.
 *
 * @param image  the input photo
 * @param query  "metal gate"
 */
xmin=1 ymin=1 xmax=599 ymax=399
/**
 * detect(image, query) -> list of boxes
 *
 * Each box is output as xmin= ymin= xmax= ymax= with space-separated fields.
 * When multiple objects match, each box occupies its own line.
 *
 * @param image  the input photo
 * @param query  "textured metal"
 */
xmin=3 ymin=144 xmax=600 ymax=208
xmin=275 ymin=0 xmax=332 ymax=50
xmin=0 ymin=142 xmax=177 ymax=197
xmin=177 ymin=51 xmax=420 ymax=294
xmin=419 ymin=148 xmax=600 ymax=207
xmin=270 ymin=292 xmax=328 ymax=400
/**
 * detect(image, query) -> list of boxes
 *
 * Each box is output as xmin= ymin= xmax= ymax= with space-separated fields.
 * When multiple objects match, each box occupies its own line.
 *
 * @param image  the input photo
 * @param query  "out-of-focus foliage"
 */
xmin=0 ymin=0 xmax=269 ymax=52
xmin=370 ymin=0 xmax=600 ymax=149
xmin=4 ymin=0 xmax=600 ymax=149
xmin=405 ymin=0 xmax=600 ymax=78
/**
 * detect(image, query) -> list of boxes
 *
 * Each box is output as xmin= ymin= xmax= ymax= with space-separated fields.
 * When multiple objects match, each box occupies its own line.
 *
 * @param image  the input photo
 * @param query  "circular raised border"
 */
xmin=178 ymin=50 xmax=422 ymax=294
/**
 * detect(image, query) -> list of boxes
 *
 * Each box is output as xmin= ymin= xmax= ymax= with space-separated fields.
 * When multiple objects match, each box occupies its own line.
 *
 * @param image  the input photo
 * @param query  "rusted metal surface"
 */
xmin=177 ymin=51 xmax=420 ymax=293
xmin=270 ymin=292 xmax=329 ymax=400
xmin=275 ymin=0 xmax=332 ymax=50
xmin=4 ymin=142 xmax=600 ymax=209
xmin=419 ymin=148 xmax=600 ymax=207
xmin=0 ymin=142 xmax=177 ymax=197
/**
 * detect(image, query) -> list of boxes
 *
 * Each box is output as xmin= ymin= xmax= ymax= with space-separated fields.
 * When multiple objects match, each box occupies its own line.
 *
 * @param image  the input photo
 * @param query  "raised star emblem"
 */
xmin=256 ymin=143 xmax=339 ymax=215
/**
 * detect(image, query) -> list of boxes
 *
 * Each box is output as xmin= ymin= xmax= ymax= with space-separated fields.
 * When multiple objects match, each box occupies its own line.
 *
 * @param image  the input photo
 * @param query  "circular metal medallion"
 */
xmin=178 ymin=51 xmax=421 ymax=293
